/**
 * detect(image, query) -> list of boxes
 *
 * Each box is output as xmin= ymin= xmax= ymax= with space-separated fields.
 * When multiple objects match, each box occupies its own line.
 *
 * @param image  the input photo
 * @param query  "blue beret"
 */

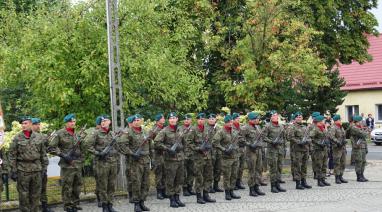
xmin=311 ymin=112 xmax=320 ymax=118
xmin=155 ymin=113 xmax=164 ymax=121
xmin=208 ymin=113 xmax=216 ymax=119
xmin=126 ymin=116 xmax=135 ymax=123
xmin=332 ymin=114 xmax=341 ymax=121
xmin=63 ymin=114 xmax=76 ymax=123
xmin=224 ymin=114 xmax=232 ymax=123
xmin=269 ymin=110 xmax=278 ymax=116
xmin=31 ymin=118 xmax=41 ymax=124
xmin=134 ymin=114 xmax=143 ymax=119
xmin=232 ymin=113 xmax=240 ymax=119
xmin=95 ymin=116 xmax=103 ymax=125
xmin=19 ymin=116 xmax=32 ymax=123
xmin=248 ymin=112 xmax=259 ymax=120
xmin=183 ymin=114 xmax=192 ymax=120
xmin=167 ymin=112 xmax=177 ymax=119
xmin=196 ymin=113 xmax=206 ymax=119
xmin=290 ymin=113 xmax=295 ymax=120
xmin=294 ymin=111 xmax=303 ymax=117
xmin=353 ymin=115 xmax=362 ymax=122
xmin=314 ymin=115 xmax=324 ymax=122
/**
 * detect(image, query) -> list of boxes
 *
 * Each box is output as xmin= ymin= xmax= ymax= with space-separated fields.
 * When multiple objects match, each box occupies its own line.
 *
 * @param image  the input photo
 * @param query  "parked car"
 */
xmin=370 ymin=128 xmax=382 ymax=145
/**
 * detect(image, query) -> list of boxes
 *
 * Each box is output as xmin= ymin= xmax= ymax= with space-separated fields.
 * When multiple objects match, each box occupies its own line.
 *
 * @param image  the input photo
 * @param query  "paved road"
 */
xmin=50 ymin=160 xmax=382 ymax=212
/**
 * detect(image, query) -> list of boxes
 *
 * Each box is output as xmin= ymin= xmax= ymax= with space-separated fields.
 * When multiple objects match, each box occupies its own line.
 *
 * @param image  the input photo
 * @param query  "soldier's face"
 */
xmin=208 ymin=118 xmax=216 ymax=125
xmin=168 ymin=117 xmax=178 ymax=126
xmin=295 ymin=115 xmax=303 ymax=123
xmin=184 ymin=119 xmax=192 ymax=125
xmin=233 ymin=117 xmax=240 ymax=123
xmin=224 ymin=120 xmax=233 ymax=127
xmin=21 ymin=120 xmax=32 ymax=131
xmin=197 ymin=118 xmax=205 ymax=125
xmin=132 ymin=119 xmax=141 ymax=127
xmin=158 ymin=117 xmax=165 ymax=125
xmin=31 ymin=123 xmax=41 ymax=132
xmin=271 ymin=114 xmax=279 ymax=122
xmin=101 ymin=119 xmax=111 ymax=128
xmin=66 ymin=120 xmax=76 ymax=129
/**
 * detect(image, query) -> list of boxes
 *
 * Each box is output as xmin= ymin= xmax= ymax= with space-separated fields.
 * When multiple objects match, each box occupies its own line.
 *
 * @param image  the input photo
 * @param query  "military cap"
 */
xmin=294 ymin=111 xmax=303 ymax=117
xmin=95 ymin=116 xmax=103 ymax=125
xmin=167 ymin=112 xmax=177 ymax=119
xmin=155 ymin=113 xmax=164 ymax=121
xmin=208 ymin=113 xmax=216 ymax=119
xmin=100 ymin=114 xmax=111 ymax=122
xmin=332 ymin=114 xmax=341 ymax=121
xmin=269 ymin=110 xmax=278 ymax=115
xmin=353 ymin=115 xmax=362 ymax=122
xmin=134 ymin=114 xmax=143 ymax=120
xmin=63 ymin=114 xmax=76 ymax=123
xmin=248 ymin=112 xmax=259 ymax=120
xmin=232 ymin=113 xmax=240 ymax=120
xmin=313 ymin=115 xmax=324 ymax=122
xmin=31 ymin=118 xmax=41 ymax=125
xmin=183 ymin=114 xmax=192 ymax=120
xmin=126 ymin=116 xmax=135 ymax=123
xmin=196 ymin=112 xmax=206 ymax=119
xmin=19 ymin=116 xmax=32 ymax=124
xmin=290 ymin=113 xmax=295 ymax=120
xmin=311 ymin=111 xmax=321 ymax=118
xmin=224 ymin=114 xmax=232 ymax=123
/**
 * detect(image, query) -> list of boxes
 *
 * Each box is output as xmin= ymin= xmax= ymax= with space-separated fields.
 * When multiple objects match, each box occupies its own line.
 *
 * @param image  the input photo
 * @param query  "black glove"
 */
xmin=95 ymin=151 xmax=107 ymax=158
xmin=2 ymin=173 xmax=8 ymax=184
xmin=176 ymin=144 xmax=184 ymax=152
xmin=59 ymin=153 xmax=73 ymax=164
xmin=167 ymin=148 xmax=177 ymax=156
xmin=41 ymin=169 xmax=47 ymax=177
xmin=249 ymin=143 xmax=258 ymax=150
xmin=223 ymin=148 xmax=232 ymax=155
xmin=10 ymin=172 xmax=17 ymax=181
xmin=205 ymin=143 xmax=212 ymax=151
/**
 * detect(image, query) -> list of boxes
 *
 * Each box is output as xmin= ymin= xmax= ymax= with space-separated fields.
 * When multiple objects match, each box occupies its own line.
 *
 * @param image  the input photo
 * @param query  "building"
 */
xmin=337 ymin=35 xmax=382 ymax=125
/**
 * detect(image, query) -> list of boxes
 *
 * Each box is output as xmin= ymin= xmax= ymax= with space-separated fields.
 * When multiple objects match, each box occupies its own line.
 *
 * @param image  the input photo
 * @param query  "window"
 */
xmin=346 ymin=105 xmax=359 ymax=122
xmin=376 ymin=104 xmax=382 ymax=121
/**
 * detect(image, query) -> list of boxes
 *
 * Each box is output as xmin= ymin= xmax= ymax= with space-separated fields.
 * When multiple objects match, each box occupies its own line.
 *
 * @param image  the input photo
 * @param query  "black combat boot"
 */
xmin=225 ymin=190 xmax=232 ymax=200
xmin=208 ymin=185 xmax=215 ymax=193
xmin=134 ymin=202 xmax=142 ymax=212
xmin=41 ymin=201 xmax=54 ymax=212
xmin=203 ymin=190 xmax=216 ymax=203
xmin=317 ymin=179 xmax=325 ymax=187
xmin=188 ymin=185 xmax=196 ymax=195
xmin=230 ymin=190 xmax=241 ymax=199
xmin=313 ymin=172 xmax=317 ymax=179
xmin=174 ymin=194 xmax=186 ymax=207
xmin=335 ymin=175 xmax=342 ymax=184
xmin=139 ymin=201 xmax=150 ymax=211
xmin=249 ymin=186 xmax=258 ymax=197
xmin=183 ymin=186 xmax=191 ymax=196
xmin=254 ymin=184 xmax=265 ymax=195
xmin=108 ymin=203 xmax=117 ymax=212
xmin=339 ymin=174 xmax=348 ymax=183
xmin=278 ymin=179 xmax=286 ymax=184
xmin=357 ymin=173 xmax=366 ymax=182
xmin=213 ymin=181 xmax=224 ymax=192
xmin=276 ymin=182 xmax=286 ymax=192
xmin=196 ymin=193 xmax=206 ymax=204
xmin=361 ymin=172 xmax=369 ymax=182
xmin=322 ymin=178 xmax=331 ymax=186
xmin=96 ymin=194 xmax=101 ymax=208
xmin=169 ymin=195 xmax=178 ymax=208
xmin=129 ymin=192 xmax=133 ymax=203
xmin=102 ymin=203 xmax=109 ymax=212
xmin=296 ymin=180 xmax=304 ymax=190
xmin=301 ymin=179 xmax=312 ymax=189
xmin=156 ymin=188 xmax=164 ymax=200
xmin=162 ymin=189 xmax=169 ymax=198
xmin=235 ymin=179 xmax=245 ymax=190
xmin=260 ymin=181 xmax=267 ymax=186
xmin=271 ymin=183 xmax=279 ymax=193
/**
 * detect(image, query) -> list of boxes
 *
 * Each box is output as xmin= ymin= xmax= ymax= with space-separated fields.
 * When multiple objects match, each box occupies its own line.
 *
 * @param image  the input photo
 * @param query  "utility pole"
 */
xmin=106 ymin=0 xmax=126 ymax=189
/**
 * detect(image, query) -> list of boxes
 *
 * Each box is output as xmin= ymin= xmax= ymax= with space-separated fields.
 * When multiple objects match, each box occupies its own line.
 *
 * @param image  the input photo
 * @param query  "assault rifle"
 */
xmin=133 ymin=126 xmax=158 ymax=159
xmin=199 ymin=124 xmax=217 ymax=153
xmin=98 ymin=130 xmax=123 ymax=159
xmin=299 ymin=126 xmax=310 ymax=145
xmin=248 ymin=126 xmax=264 ymax=150
xmin=62 ymin=124 xmax=87 ymax=165
xmin=170 ymin=126 xmax=192 ymax=153
xmin=272 ymin=125 xmax=285 ymax=145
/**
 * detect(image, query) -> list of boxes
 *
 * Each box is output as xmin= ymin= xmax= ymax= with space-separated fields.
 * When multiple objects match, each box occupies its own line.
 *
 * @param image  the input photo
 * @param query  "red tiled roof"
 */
xmin=338 ymin=35 xmax=382 ymax=91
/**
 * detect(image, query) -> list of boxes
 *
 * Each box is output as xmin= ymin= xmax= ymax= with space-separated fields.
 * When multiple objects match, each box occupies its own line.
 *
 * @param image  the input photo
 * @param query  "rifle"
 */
xmin=226 ymin=130 xmax=241 ymax=153
xmin=134 ymin=126 xmax=158 ymax=157
xmin=272 ymin=125 xmax=285 ymax=145
xmin=170 ymin=126 xmax=191 ymax=153
xmin=200 ymin=124 xmax=217 ymax=153
xmin=64 ymin=124 xmax=87 ymax=164
xmin=299 ymin=126 xmax=310 ymax=145
xmin=99 ymin=131 xmax=122 ymax=158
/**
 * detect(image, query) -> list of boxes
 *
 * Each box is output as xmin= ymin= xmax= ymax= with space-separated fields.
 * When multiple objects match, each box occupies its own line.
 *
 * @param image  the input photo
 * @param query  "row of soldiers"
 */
xmin=0 ymin=110 xmax=369 ymax=212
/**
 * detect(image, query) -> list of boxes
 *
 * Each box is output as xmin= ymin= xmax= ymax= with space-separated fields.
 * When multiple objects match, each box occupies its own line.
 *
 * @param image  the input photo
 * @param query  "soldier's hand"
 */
xmin=41 ymin=169 xmax=47 ymax=177
xmin=95 ymin=151 xmax=107 ymax=158
xmin=2 ymin=173 xmax=8 ymax=184
xmin=249 ymin=143 xmax=258 ymax=150
xmin=10 ymin=172 xmax=17 ymax=181
xmin=223 ymin=148 xmax=232 ymax=155
xmin=131 ymin=152 xmax=141 ymax=160
xmin=167 ymin=148 xmax=177 ymax=156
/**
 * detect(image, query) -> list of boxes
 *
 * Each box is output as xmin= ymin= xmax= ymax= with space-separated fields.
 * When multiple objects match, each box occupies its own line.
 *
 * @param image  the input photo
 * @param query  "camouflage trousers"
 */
xmin=333 ymin=148 xmax=346 ymax=176
xmin=93 ymin=159 xmax=99 ymax=197
xmin=221 ymin=158 xmax=238 ymax=190
xmin=125 ymin=158 xmax=132 ymax=193
xmin=290 ymin=145 xmax=295 ymax=179
xmin=184 ymin=158 xmax=194 ymax=187
xmin=246 ymin=148 xmax=262 ymax=187
xmin=17 ymin=171 xmax=42 ymax=212
xmin=212 ymin=152 xmax=222 ymax=183
xmin=61 ymin=167 xmax=82 ymax=210
xmin=353 ymin=148 xmax=367 ymax=174
xmin=267 ymin=149 xmax=283 ymax=183
xmin=96 ymin=160 xmax=118 ymax=204
xmin=193 ymin=158 xmax=213 ymax=192
xmin=130 ymin=160 xmax=150 ymax=202
xmin=41 ymin=170 xmax=48 ymax=203
xmin=262 ymin=148 xmax=268 ymax=172
xmin=164 ymin=160 xmax=184 ymax=196
xmin=237 ymin=147 xmax=246 ymax=181
xmin=293 ymin=151 xmax=309 ymax=181
xmin=312 ymin=149 xmax=328 ymax=179
xmin=154 ymin=153 xmax=165 ymax=190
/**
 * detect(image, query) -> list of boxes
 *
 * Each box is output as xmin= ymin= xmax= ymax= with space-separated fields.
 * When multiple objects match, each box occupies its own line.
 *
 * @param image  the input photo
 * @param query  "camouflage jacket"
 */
xmin=208 ymin=124 xmax=221 ymax=156
xmin=179 ymin=125 xmax=194 ymax=159
xmin=116 ymin=127 xmax=150 ymax=163
xmin=240 ymin=124 xmax=264 ymax=153
xmin=262 ymin=123 xmax=286 ymax=154
xmin=48 ymin=128 xmax=85 ymax=168
xmin=287 ymin=123 xmax=310 ymax=152
xmin=309 ymin=125 xmax=328 ymax=151
xmin=328 ymin=125 xmax=347 ymax=151
xmin=9 ymin=131 xmax=47 ymax=172
xmin=186 ymin=125 xmax=214 ymax=160
xmin=212 ymin=127 xmax=239 ymax=160
xmin=36 ymin=133 xmax=50 ymax=169
xmin=149 ymin=125 xmax=164 ymax=157
xmin=0 ymin=149 xmax=9 ymax=175
xmin=85 ymin=128 xmax=119 ymax=163
xmin=154 ymin=125 xmax=189 ymax=161
xmin=349 ymin=125 xmax=368 ymax=149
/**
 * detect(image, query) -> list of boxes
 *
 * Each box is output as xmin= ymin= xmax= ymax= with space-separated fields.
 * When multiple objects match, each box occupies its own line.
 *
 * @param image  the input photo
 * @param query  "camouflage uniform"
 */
xmin=149 ymin=125 xmax=166 ymax=198
xmin=328 ymin=124 xmax=347 ymax=182
xmin=117 ymin=127 xmax=150 ymax=208
xmin=0 ymin=149 xmax=9 ymax=202
xmin=310 ymin=125 xmax=330 ymax=185
xmin=48 ymin=128 xmax=85 ymax=211
xmin=85 ymin=128 xmax=119 ymax=208
xmin=9 ymin=131 xmax=47 ymax=212
xmin=232 ymin=123 xmax=245 ymax=189
xmin=241 ymin=123 xmax=265 ymax=196
xmin=37 ymin=133 xmax=51 ymax=210
xmin=181 ymin=125 xmax=195 ymax=195
xmin=262 ymin=123 xmax=286 ymax=192
xmin=349 ymin=125 xmax=369 ymax=181
xmin=211 ymin=126 xmax=222 ymax=190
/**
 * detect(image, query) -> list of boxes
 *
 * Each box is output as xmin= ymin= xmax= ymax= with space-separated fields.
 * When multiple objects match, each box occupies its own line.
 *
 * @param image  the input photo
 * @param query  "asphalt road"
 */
xmin=348 ymin=143 xmax=382 ymax=160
